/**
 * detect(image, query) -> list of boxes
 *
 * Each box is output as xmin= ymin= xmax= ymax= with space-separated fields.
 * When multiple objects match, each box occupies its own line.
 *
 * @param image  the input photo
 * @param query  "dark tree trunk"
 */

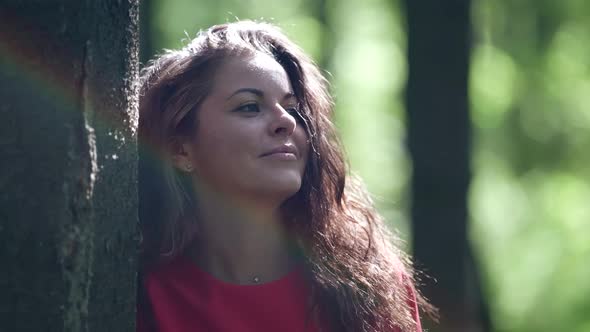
xmin=0 ymin=1 xmax=139 ymax=331
xmin=403 ymin=1 xmax=490 ymax=331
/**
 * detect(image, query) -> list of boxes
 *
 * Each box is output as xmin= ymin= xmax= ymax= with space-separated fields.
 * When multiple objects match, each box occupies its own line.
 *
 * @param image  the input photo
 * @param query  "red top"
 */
xmin=138 ymin=255 xmax=422 ymax=332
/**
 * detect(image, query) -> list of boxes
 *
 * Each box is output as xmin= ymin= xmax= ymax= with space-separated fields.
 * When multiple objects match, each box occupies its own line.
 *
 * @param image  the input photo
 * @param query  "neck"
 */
xmin=187 ymin=188 xmax=298 ymax=285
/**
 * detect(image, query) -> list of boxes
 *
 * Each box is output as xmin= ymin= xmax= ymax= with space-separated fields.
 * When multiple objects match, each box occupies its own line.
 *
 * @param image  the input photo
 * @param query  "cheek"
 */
xmin=296 ymin=129 xmax=310 ymax=164
xmin=192 ymin=123 xmax=259 ymax=166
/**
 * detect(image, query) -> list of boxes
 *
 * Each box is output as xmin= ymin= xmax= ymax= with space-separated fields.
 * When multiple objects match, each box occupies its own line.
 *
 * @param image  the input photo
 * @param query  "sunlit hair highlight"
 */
xmin=138 ymin=20 xmax=430 ymax=332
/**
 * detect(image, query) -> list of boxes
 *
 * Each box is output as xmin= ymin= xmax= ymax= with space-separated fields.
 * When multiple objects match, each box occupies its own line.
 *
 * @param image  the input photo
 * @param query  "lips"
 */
xmin=260 ymin=145 xmax=298 ymax=158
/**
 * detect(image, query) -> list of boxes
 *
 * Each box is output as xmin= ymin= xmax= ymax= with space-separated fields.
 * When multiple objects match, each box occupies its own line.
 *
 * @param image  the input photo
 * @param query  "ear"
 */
xmin=169 ymin=138 xmax=195 ymax=173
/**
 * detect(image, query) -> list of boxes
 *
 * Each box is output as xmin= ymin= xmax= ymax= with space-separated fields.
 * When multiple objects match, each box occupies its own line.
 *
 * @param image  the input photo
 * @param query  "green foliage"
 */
xmin=470 ymin=0 xmax=590 ymax=331
xmin=326 ymin=0 xmax=410 ymax=235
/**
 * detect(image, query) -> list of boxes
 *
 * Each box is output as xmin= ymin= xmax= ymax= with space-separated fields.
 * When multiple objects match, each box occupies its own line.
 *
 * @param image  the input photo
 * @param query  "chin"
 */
xmin=259 ymin=176 xmax=302 ymax=199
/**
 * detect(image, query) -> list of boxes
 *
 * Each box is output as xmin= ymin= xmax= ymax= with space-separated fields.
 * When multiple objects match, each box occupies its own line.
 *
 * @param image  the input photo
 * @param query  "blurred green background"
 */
xmin=140 ymin=0 xmax=590 ymax=331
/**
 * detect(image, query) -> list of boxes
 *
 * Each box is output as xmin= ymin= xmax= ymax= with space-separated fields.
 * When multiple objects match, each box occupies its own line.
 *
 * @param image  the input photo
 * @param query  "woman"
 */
xmin=138 ymin=20 xmax=429 ymax=332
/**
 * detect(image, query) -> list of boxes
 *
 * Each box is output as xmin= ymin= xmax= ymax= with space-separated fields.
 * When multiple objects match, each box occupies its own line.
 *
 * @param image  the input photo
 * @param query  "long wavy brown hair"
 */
xmin=138 ymin=20 xmax=430 ymax=332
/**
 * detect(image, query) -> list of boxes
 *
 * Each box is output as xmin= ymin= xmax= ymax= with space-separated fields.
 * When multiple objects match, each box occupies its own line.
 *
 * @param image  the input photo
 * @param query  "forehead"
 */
xmin=210 ymin=53 xmax=293 ymax=97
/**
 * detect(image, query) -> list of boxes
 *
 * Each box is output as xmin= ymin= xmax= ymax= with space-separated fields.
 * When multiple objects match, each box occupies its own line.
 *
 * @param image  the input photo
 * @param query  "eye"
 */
xmin=286 ymin=106 xmax=298 ymax=116
xmin=234 ymin=103 xmax=261 ymax=113
xmin=286 ymin=105 xmax=305 ymax=124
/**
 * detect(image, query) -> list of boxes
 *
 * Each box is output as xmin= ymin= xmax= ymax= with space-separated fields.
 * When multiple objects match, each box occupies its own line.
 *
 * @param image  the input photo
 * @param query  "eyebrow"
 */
xmin=226 ymin=88 xmax=296 ymax=101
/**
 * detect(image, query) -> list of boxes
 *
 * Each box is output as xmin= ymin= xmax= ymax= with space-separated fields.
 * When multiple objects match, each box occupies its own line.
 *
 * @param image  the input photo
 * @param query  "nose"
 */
xmin=269 ymin=103 xmax=297 ymax=137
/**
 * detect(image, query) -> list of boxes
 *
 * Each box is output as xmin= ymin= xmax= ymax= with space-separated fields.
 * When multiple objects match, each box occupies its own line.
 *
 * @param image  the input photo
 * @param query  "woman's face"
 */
xmin=180 ymin=53 xmax=309 ymax=204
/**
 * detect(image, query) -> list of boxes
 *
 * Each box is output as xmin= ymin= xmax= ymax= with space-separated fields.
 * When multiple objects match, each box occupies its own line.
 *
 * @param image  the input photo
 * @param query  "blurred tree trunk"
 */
xmin=310 ymin=0 xmax=332 ymax=71
xmin=0 ymin=1 xmax=139 ymax=331
xmin=403 ymin=0 xmax=491 ymax=331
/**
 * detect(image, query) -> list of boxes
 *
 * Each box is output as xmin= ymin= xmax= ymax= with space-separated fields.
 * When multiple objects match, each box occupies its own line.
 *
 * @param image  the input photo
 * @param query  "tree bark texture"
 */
xmin=0 ymin=1 xmax=139 ymax=331
xmin=403 ymin=0 xmax=490 ymax=331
